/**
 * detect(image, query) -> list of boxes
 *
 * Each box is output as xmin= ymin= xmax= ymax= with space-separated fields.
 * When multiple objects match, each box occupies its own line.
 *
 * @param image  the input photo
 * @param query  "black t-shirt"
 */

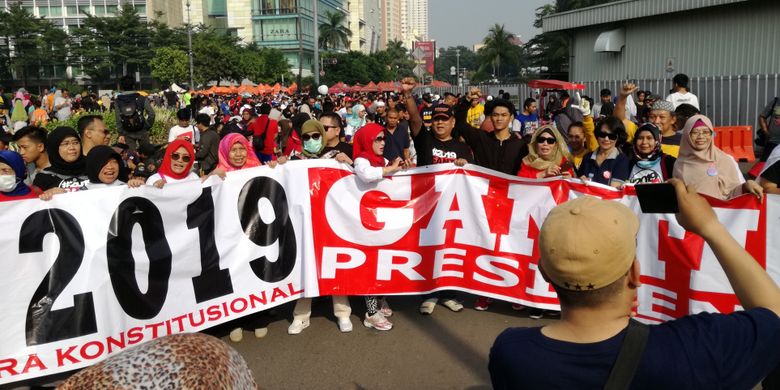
xmin=412 ymin=126 xmax=474 ymax=166
xmin=760 ymin=160 xmax=780 ymax=184
xmin=322 ymin=142 xmax=353 ymax=157
xmin=33 ymin=170 xmax=89 ymax=191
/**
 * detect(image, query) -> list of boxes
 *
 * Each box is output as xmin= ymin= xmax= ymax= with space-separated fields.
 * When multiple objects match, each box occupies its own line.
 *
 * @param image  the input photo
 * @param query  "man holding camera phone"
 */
xmin=489 ymin=178 xmax=780 ymax=389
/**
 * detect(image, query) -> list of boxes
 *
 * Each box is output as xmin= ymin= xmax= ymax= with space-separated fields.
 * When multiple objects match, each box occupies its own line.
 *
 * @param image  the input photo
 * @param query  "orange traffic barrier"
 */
xmin=713 ymin=126 xmax=756 ymax=162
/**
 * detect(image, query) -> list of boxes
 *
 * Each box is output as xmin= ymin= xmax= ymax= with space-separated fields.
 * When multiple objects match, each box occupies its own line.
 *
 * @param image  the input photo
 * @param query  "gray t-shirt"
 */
xmin=762 ymin=98 xmax=780 ymax=144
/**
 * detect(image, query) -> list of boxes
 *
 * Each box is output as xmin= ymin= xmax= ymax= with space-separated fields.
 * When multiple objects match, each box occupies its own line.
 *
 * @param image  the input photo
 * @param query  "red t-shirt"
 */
xmin=517 ymin=158 xmax=574 ymax=178
xmin=248 ymin=115 xmax=279 ymax=156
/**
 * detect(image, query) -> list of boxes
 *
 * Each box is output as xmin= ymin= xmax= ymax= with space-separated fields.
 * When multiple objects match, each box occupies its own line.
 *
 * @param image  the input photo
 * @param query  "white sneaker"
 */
xmin=287 ymin=319 xmax=310 ymax=335
xmin=254 ymin=327 xmax=268 ymax=338
xmin=440 ymin=299 xmax=464 ymax=312
xmin=419 ymin=298 xmax=438 ymax=315
xmin=380 ymin=298 xmax=393 ymax=317
xmin=229 ymin=327 xmax=243 ymax=342
xmin=363 ymin=312 xmax=393 ymax=331
xmin=337 ymin=317 xmax=353 ymax=333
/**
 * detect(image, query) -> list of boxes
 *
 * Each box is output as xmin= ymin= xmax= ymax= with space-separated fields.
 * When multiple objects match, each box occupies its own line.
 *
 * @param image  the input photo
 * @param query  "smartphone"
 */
xmin=635 ymin=183 xmax=679 ymax=214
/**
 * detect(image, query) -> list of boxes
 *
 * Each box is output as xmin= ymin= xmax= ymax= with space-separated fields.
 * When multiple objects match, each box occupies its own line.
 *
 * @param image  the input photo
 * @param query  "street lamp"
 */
xmin=186 ymin=1 xmax=194 ymax=89
xmin=456 ymin=48 xmax=460 ymax=92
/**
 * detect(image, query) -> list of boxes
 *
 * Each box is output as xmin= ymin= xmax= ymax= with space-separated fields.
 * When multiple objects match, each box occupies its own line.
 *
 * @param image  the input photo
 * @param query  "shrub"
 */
xmin=44 ymin=106 xmax=177 ymax=144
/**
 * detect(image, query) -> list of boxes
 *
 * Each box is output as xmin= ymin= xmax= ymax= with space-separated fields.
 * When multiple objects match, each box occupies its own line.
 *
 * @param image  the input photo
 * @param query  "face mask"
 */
xmin=303 ymin=138 xmax=323 ymax=154
xmin=0 ymin=175 xmax=18 ymax=192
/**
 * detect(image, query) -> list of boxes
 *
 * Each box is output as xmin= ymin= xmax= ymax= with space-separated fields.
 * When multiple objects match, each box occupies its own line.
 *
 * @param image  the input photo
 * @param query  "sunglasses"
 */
xmin=323 ymin=125 xmax=340 ymax=131
xmin=595 ymin=131 xmax=618 ymax=140
xmin=537 ymin=137 xmax=556 ymax=145
xmin=170 ymin=153 xmax=192 ymax=162
xmin=374 ymin=136 xmax=386 ymax=143
xmin=302 ymin=133 xmax=322 ymax=141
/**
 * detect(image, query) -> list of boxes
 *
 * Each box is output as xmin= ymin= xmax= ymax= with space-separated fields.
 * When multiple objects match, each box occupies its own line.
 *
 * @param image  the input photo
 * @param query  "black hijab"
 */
xmin=46 ymin=127 xmax=85 ymax=176
xmin=85 ymin=145 xmax=122 ymax=184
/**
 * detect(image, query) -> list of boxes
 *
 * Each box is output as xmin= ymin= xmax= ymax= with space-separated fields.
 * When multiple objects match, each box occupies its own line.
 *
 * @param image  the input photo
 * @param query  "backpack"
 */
xmin=116 ymin=94 xmax=146 ymax=133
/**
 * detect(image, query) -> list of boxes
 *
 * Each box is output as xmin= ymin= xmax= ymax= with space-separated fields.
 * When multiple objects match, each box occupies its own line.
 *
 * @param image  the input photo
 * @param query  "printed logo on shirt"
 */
xmin=628 ymin=168 xmax=662 ymax=184
xmin=59 ymin=178 xmax=90 ymax=192
xmin=432 ymin=147 xmax=458 ymax=164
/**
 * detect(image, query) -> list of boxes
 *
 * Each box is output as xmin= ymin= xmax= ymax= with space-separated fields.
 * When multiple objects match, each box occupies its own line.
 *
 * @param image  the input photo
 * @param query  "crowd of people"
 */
xmin=2 ymin=72 xmax=780 ymax=387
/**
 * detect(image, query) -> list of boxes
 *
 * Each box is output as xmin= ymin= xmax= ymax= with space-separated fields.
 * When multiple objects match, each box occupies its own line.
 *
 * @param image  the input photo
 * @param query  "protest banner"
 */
xmin=0 ymin=160 xmax=773 ymax=384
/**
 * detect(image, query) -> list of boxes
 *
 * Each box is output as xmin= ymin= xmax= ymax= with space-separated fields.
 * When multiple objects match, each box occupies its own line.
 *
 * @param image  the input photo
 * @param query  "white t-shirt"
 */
xmin=666 ymin=91 xmax=700 ymax=110
xmin=146 ymin=172 xmax=199 ymax=185
xmin=168 ymin=125 xmax=199 ymax=143
xmin=86 ymin=181 xmax=125 ymax=190
xmin=354 ymin=157 xmax=387 ymax=183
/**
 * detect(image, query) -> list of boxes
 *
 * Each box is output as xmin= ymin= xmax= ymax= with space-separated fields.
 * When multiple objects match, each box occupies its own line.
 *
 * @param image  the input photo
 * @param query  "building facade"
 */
xmin=348 ymin=0 xmax=381 ymax=53
xmin=401 ymin=0 xmax=426 ymax=48
xmin=381 ymin=0 xmax=402 ymax=49
xmin=542 ymin=0 xmax=780 ymax=126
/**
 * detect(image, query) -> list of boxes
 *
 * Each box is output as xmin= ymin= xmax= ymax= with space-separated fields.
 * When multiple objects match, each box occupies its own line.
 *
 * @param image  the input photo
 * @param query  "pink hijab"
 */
xmin=217 ymin=133 xmax=261 ymax=172
xmin=672 ymin=115 xmax=742 ymax=200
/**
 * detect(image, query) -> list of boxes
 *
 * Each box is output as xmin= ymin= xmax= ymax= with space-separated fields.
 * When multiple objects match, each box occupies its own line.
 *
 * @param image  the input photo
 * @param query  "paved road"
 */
xmin=215 ymin=295 xmax=555 ymax=390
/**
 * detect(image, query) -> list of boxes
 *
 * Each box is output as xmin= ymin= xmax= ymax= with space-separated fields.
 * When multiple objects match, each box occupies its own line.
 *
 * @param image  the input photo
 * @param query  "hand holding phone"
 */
xmin=635 ymin=183 xmax=679 ymax=213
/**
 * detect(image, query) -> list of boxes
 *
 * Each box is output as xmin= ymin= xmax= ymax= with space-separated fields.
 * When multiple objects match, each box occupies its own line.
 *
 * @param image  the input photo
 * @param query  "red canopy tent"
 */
xmin=527 ymin=79 xmax=585 ymax=90
xmin=362 ymin=81 xmax=380 ymax=92
xmin=349 ymin=83 xmax=363 ymax=93
xmin=429 ymin=80 xmax=452 ymax=88
xmin=379 ymin=81 xmax=400 ymax=92
xmin=329 ymin=82 xmax=349 ymax=94
xmin=286 ymin=82 xmax=298 ymax=94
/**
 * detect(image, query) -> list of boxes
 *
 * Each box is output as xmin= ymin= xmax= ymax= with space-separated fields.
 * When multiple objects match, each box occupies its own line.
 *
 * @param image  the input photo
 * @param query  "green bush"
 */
xmin=44 ymin=106 xmax=178 ymax=144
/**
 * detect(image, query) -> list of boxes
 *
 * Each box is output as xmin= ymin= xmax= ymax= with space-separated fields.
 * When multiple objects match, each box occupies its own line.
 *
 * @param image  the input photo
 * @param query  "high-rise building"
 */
xmin=348 ymin=0 xmax=382 ymax=53
xmin=381 ymin=0 xmax=402 ymax=49
xmin=184 ymin=0 xmax=347 ymax=77
xmin=400 ymin=0 xmax=427 ymax=49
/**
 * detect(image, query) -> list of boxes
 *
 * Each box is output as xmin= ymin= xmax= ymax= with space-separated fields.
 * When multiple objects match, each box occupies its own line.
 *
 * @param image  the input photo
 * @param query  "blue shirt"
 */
xmin=577 ymin=148 xmax=630 ymax=186
xmin=489 ymin=308 xmax=780 ymax=390
xmin=516 ymin=113 xmax=539 ymax=136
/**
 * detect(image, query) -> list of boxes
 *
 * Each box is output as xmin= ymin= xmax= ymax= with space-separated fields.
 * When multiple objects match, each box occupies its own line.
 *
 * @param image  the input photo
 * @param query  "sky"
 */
xmin=429 ymin=0 xmax=551 ymax=50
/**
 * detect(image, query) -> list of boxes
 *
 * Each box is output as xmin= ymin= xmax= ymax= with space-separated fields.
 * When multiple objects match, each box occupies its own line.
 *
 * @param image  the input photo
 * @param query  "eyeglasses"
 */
xmin=537 ymin=137 xmax=557 ymax=145
xmin=60 ymin=140 xmax=80 ymax=148
xmin=170 ymin=153 xmax=192 ymax=162
xmin=690 ymin=130 xmax=713 ymax=138
xmin=595 ymin=131 xmax=618 ymax=140
xmin=302 ymin=133 xmax=322 ymax=141
xmin=374 ymin=136 xmax=385 ymax=143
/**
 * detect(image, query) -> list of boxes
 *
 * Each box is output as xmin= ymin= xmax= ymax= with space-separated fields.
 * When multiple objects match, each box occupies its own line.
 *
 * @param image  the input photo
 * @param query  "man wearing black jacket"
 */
xmin=453 ymin=87 xmax=528 ymax=176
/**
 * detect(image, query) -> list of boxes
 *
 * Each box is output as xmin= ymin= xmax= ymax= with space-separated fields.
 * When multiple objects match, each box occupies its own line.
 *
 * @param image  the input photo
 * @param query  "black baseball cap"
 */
xmin=431 ymin=103 xmax=454 ymax=120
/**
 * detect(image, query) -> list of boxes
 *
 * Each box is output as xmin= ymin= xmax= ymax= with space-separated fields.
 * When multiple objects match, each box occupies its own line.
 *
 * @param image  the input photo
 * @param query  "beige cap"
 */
xmin=539 ymin=196 xmax=639 ymax=291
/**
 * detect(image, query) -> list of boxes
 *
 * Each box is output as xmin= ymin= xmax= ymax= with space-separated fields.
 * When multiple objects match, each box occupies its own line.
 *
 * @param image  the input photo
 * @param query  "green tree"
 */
xmin=371 ymin=39 xmax=415 ymax=80
xmin=318 ymin=11 xmax=351 ymax=50
xmin=0 ymin=5 xmax=45 ymax=84
xmin=149 ymin=46 xmax=189 ymax=86
xmin=434 ymin=46 xmax=478 ymax=83
xmin=192 ymin=27 xmax=242 ymax=86
xmin=477 ymin=24 xmax=519 ymax=78
xmin=70 ymin=4 xmax=152 ymax=86
xmin=320 ymin=51 xmax=387 ymax=85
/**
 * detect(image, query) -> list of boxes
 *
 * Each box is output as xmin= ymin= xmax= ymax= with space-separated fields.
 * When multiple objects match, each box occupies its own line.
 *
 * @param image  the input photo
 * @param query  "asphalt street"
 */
xmin=217 ymin=295 xmax=555 ymax=390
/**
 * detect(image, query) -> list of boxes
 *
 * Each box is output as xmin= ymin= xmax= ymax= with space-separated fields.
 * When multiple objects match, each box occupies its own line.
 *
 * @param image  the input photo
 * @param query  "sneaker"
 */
xmin=380 ymin=298 xmax=393 ymax=317
xmin=511 ymin=303 xmax=525 ymax=311
xmin=363 ymin=312 xmax=393 ymax=331
xmin=474 ymin=297 xmax=492 ymax=311
xmin=529 ymin=308 xmax=545 ymax=319
xmin=441 ymin=299 xmax=464 ymax=312
xmin=287 ymin=319 xmax=310 ymax=335
xmin=337 ymin=317 xmax=353 ymax=333
xmin=419 ymin=298 xmax=438 ymax=315
xmin=229 ymin=327 xmax=243 ymax=342
xmin=254 ymin=327 xmax=268 ymax=338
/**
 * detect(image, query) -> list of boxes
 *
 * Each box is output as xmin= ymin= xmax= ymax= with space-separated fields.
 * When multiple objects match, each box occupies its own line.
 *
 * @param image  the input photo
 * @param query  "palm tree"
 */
xmin=318 ymin=11 xmax=351 ymax=50
xmin=478 ymin=24 xmax=519 ymax=78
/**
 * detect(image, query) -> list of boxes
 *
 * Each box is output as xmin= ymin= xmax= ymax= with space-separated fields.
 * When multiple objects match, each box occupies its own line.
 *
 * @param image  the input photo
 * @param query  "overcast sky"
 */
xmin=429 ymin=0 xmax=551 ymax=49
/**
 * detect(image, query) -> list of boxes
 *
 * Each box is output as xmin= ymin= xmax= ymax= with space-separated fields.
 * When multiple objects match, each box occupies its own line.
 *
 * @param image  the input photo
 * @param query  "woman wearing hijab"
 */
xmin=0 ymin=150 xmax=37 ymax=201
xmin=287 ymin=119 xmax=353 ymax=335
xmin=351 ymin=123 xmax=407 ymax=331
xmin=517 ymin=125 xmax=574 ymax=179
xmin=146 ymin=139 xmax=199 ymax=188
xmin=673 ymin=115 xmax=763 ymax=200
xmin=34 ymin=127 xmax=89 ymax=197
xmin=10 ymin=95 xmax=28 ymax=128
xmin=626 ymin=123 xmax=676 ymax=184
xmin=217 ymin=133 xmax=262 ymax=172
xmin=84 ymin=145 xmax=144 ymax=189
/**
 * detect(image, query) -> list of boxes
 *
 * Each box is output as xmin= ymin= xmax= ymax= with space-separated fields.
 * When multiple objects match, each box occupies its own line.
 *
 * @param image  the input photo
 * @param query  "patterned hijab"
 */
xmin=217 ymin=133 xmax=261 ymax=172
